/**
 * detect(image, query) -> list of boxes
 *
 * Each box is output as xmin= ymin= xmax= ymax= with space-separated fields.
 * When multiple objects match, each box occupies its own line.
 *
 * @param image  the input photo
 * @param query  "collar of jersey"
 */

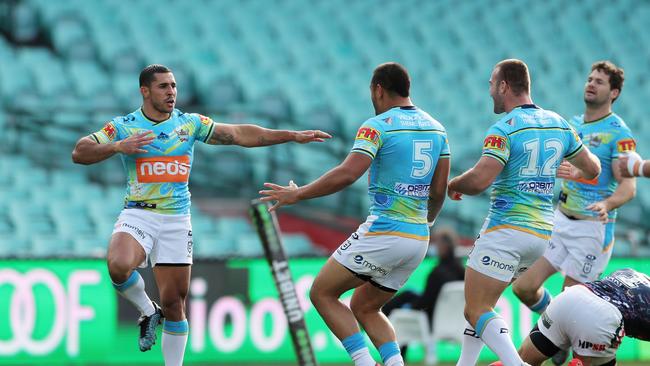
xmin=514 ymin=104 xmax=539 ymax=109
xmin=583 ymin=112 xmax=613 ymax=124
xmin=389 ymin=105 xmax=417 ymax=111
xmin=139 ymin=107 xmax=172 ymax=124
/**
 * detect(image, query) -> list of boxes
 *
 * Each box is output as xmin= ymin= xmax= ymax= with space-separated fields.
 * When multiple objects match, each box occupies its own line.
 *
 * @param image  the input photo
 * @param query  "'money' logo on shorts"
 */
xmin=136 ymin=156 xmax=190 ymax=183
xmin=481 ymin=255 xmax=515 ymax=273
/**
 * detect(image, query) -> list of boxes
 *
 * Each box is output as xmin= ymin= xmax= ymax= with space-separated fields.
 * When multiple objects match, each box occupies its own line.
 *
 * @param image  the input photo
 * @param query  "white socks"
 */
xmin=457 ymin=322 xmax=484 ymax=366
xmin=162 ymin=320 xmax=189 ymax=366
xmin=112 ymin=271 xmax=155 ymax=316
xmin=477 ymin=312 xmax=523 ymax=366
xmin=350 ymin=348 xmax=377 ymax=366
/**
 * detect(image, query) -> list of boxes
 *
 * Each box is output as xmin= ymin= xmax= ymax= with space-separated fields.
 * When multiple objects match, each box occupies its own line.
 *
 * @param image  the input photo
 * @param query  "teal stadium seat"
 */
xmin=1 ymin=0 xmax=650 ymax=257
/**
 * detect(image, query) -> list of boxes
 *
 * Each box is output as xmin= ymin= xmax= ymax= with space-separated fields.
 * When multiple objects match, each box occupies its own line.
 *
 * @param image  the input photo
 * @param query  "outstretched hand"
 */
xmin=294 ymin=130 xmax=332 ymax=144
xmin=116 ymin=131 xmax=154 ymax=154
xmin=259 ymin=180 xmax=300 ymax=211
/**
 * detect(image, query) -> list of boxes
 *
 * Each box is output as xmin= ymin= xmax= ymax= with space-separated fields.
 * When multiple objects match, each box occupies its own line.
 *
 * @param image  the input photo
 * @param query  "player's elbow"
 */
xmin=71 ymin=146 xmax=91 ymax=165
xmin=466 ymin=180 xmax=491 ymax=195
xmin=71 ymin=148 xmax=85 ymax=164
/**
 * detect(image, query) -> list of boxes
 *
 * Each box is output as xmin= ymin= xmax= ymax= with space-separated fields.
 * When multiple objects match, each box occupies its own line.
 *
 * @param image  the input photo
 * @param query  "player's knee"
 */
xmin=308 ymin=286 xmax=318 ymax=304
xmin=309 ymin=284 xmax=326 ymax=308
xmin=463 ymin=306 xmax=484 ymax=326
xmin=160 ymin=297 xmax=186 ymax=319
xmin=512 ymin=281 xmax=534 ymax=302
xmin=106 ymin=258 xmax=131 ymax=283
xmin=349 ymin=300 xmax=368 ymax=318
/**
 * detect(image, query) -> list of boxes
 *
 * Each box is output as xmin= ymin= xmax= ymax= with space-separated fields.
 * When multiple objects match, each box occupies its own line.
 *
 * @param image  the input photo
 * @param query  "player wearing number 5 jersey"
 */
xmin=260 ymin=62 xmax=449 ymax=366
xmin=71 ymin=64 xmax=330 ymax=366
xmin=448 ymin=59 xmax=601 ymax=366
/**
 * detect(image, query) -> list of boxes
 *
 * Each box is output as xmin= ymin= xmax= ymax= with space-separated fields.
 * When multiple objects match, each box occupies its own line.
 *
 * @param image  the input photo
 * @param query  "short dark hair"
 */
xmin=495 ymin=59 xmax=530 ymax=96
xmin=139 ymin=64 xmax=172 ymax=87
xmin=371 ymin=62 xmax=410 ymax=97
xmin=591 ymin=60 xmax=624 ymax=101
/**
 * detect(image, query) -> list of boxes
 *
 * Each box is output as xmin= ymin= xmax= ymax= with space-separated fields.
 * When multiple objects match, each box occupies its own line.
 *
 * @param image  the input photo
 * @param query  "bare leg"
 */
xmin=154 ymin=265 xmax=191 ymax=366
xmin=464 ymin=268 xmax=523 ymax=366
xmin=519 ymin=335 xmax=551 ymax=366
xmin=153 ymin=265 xmax=191 ymax=321
xmin=563 ymin=275 xmax=582 ymax=289
xmin=107 ymin=232 xmax=146 ymax=283
xmin=309 ymin=258 xmax=366 ymax=339
xmin=512 ymin=257 xmax=557 ymax=307
xmin=350 ymin=282 xmax=397 ymax=348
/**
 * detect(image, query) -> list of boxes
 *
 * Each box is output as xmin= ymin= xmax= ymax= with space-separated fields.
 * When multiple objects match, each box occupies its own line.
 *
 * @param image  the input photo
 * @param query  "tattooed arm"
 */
xmin=207 ymin=123 xmax=331 ymax=147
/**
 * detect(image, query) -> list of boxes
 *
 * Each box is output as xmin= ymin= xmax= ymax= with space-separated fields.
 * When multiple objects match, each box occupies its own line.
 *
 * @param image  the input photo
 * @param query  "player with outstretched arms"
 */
xmin=447 ymin=59 xmax=601 ymax=366
xmin=512 ymin=61 xmax=636 ymax=365
xmin=260 ymin=62 xmax=450 ymax=366
xmin=71 ymin=64 xmax=330 ymax=366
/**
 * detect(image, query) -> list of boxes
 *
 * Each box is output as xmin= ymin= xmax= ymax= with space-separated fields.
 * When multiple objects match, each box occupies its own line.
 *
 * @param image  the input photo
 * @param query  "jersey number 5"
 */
xmin=520 ymin=138 xmax=563 ymax=177
xmin=412 ymin=140 xmax=433 ymax=178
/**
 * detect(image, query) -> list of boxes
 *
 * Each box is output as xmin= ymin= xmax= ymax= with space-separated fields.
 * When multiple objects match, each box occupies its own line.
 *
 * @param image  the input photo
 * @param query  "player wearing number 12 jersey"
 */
xmin=72 ymin=64 xmax=330 ymax=366
xmin=260 ymin=63 xmax=449 ymax=366
xmin=448 ymin=59 xmax=601 ymax=366
xmin=513 ymin=63 xmax=636 ymax=352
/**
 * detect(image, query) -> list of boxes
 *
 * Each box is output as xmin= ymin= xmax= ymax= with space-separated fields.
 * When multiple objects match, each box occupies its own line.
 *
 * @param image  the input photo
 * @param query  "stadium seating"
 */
xmin=0 ymin=0 xmax=649 ymax=256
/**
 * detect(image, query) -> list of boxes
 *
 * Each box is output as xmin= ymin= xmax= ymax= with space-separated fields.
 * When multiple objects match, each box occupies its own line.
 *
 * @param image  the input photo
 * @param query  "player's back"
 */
xmin=352 ymin=106 xmax=449 ymax=226
xmin=586 ymin=269 xmax=650 ymax=341
xmin=482 ymin=105 xmax=583 ymax=236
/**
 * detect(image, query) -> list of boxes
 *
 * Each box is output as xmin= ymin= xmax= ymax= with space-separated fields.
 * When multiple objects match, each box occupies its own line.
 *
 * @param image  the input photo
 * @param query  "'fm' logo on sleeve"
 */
xmin=101 ymin=122 xmax=116 ymax=140
xmin=483 ymin=135 xmax=506 ymax=151
xmin=356 ymin=127 xmax=380 ymax=145
xmin=617 ymin=138 xmax=636 ymax=152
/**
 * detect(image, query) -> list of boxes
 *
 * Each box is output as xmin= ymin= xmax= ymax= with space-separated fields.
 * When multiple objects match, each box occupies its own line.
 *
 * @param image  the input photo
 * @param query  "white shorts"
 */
xmin=113 ymin=209 xmax=193 ymax=267
xmin=467 ymin=220 xmax=548 ymax=282
xmin=544 ymin=209 xmax=612 ymax=282
xmin=332 ymin=217 xmax=428 ymax=292
xmin=537 ymin=285 xmax=622 ymax=362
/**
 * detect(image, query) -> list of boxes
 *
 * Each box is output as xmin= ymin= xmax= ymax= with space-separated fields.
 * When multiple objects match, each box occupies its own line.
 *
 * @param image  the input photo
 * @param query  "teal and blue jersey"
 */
xmin=351 ymin=106 xmax=449 ymax=241
xmin=559 ymin=113 xmax=636 ymax=221
xmin=91 ymin=108 xmax=216 ymax=215
xmin=481 ymin=105 xmax=584 ymax=239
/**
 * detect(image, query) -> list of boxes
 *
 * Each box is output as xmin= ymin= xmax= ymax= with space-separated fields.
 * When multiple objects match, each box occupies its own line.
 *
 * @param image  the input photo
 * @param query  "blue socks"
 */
xmin=378 ymin=341 xmax=400 ymax=363
xmin=112 ymin=270 xmax=140 ymax=291
xmin=342 ymin=332 xmax=367 ymax=355
xmin=529 ymin=287 xmax=552 ymax=314
xmin=341 ymin=333 xmax=375 ymax=366
xmin=163 ymin=320 xmax=189 ymax=335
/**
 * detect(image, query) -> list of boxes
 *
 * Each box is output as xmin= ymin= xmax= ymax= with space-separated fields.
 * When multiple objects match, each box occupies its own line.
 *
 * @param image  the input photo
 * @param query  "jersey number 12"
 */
xmin=520 ymin=138 xmax=563 ymax=177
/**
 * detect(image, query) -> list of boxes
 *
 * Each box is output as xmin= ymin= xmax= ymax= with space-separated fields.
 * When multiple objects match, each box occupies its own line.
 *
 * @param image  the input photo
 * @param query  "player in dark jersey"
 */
xmin=516 ymin=269 xmax=650 ymax=366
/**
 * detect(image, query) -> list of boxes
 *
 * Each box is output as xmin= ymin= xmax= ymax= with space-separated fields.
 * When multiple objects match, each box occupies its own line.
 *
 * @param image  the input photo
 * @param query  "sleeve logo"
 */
xmin=483 ymin=135 xmax=506 ymax=151
xmin=101 ymin=122 xmax=117 ymax=140
xmin=356 ymin=127 xmax=380 ymax=145
xmin=198 ymin=114 xmax=213 ymax=126
xmin=571 ymin=129 xmax=582 ymax=143
xmin=617 ymin=138 xmax=636 ymax=152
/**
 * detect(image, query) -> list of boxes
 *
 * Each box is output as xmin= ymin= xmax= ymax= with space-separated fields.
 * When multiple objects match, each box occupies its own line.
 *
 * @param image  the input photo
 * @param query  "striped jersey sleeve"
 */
xmin=351 ymin=119 xmax=384 ymax=159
